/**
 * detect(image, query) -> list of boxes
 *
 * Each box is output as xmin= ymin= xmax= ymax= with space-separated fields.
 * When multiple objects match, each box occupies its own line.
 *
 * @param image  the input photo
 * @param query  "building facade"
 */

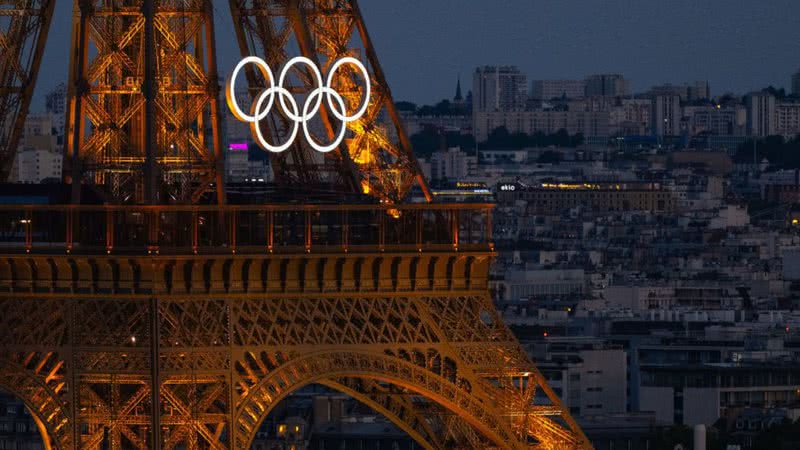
xmin=645 ymin=81 xmax=710 ymax=101
xmin=684 ymin=105 xmax=747 ymax=137
xmin=224 ymin=145 xmax=270 ymax=183
xmin=746 ymin=92 xmax=777 ymax=137
xmin=427 ymin=147 xmax=478 ymax=182
xmin=538 ymin=342 xmax=628 ymax=418
xmin=9 ymin=114 xmax=62 ymax=183
xmin=474 ymin=110 xmax=610 ymax=142
xmin=473 ymin=66 xmax=528 ymax=112
xmin=44 ymin=83 xmax=67 ymax=141
xmin=532 ymin=79 xmax=587 ymax=100
xmin=0 ymin=392 xmax=44 ymax=450
xmin=651 ymin=95 xmax=682 ymax=137
xmin=497 ymin=269 xmax=586 ymax=301
xmin=585 ymin=74 xmax=631 ymax=98
xmin=496 ymin=182 xmax=676 ymax=214
xmin=776 ymin=101 xmax=800 ymax=137
xmin=792 ymin=69 xmax=800 ymax=97
xmin=609 ymin=99 xmax=652 ymax=136
xmin=640 ymin=364 xmax=800 ymax=426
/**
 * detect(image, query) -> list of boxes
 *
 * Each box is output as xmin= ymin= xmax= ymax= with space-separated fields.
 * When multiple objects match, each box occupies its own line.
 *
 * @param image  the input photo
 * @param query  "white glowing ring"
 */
xmin=226 ymin=56 xmax=371 ymax=154
xmin=326 ymin=56 xmax=371 ymax=122
xmin=304 ymin=87 xmax=348 ymax=153
xmin=277 ymin=56 xmax=324 ymax=122
xmin=252 ymin=86 xmax=300 ymax=153
xmin=227 ymin=56 xmax=275 ymax=122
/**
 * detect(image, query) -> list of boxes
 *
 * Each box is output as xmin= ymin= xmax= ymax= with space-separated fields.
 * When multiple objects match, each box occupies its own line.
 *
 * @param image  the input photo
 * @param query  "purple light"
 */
xmin=229 ymin=142 xmax=248 ymax=151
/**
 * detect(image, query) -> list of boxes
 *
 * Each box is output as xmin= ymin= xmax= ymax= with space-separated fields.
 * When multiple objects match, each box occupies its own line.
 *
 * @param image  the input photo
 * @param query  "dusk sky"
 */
xmin=35 ymin=0 xmax=800 ymax=107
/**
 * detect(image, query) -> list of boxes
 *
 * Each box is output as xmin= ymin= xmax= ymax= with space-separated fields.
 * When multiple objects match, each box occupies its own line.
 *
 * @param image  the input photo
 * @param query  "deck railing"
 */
xmin=0 ymin=204 xmax=494 ymax=255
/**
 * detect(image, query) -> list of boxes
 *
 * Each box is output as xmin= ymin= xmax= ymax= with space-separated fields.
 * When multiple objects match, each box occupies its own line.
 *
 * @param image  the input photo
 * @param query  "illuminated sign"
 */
xmin=540 ymin=183 xmax=617 ymax=190
xmin=499 ymin=184 xmax=517 ymax=191
xmin=228 ymin=142 xmax=248 ymax=151
xmin=433 ymin=181 xmax=491 ymax=196
xmin=456 ymin=182 xmax=486 ymax=189
xmin=226 ymin=56 xmax=370 ymax=153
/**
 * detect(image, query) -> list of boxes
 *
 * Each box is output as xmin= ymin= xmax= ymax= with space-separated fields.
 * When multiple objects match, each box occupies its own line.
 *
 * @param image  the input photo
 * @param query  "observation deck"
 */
xmin=0 ymin=203 xmax=494 ymax=256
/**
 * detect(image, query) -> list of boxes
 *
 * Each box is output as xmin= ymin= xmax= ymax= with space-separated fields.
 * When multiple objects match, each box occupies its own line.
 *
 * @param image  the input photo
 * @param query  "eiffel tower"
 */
xmin=0 ymin=1 xmax=592 ymax=449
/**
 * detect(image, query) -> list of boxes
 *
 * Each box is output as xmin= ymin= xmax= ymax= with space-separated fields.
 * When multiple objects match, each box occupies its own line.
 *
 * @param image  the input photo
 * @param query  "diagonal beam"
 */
xmin=0 ymin=0 xmax=55 ymax=181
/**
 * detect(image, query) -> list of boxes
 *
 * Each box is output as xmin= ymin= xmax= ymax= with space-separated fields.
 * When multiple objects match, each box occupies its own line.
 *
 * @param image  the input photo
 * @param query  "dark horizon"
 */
xmin=32 ymin=0 xmax=800 ymax=107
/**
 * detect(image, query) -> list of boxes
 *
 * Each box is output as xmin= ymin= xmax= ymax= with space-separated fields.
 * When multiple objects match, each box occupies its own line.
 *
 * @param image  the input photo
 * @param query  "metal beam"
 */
xmin=0 ymin=0 xmax=55 ymax=181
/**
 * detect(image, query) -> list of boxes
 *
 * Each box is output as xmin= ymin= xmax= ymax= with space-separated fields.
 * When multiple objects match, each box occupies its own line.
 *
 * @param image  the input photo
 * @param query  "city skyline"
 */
xmin=32 ymin=0 xmax=800 ymax=107
xmin=2 ymin=2 xmax=800 ymax=450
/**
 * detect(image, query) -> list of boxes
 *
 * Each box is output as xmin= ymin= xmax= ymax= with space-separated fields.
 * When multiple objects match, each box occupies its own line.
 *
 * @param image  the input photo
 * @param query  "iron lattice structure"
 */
xmin=228 ymin=0 xmax=431 ymax=202
xmin=0 ymin=0 xmax=593 ymax=449
xmin=65 ymin=0 xmax=226 ymax=204
xmin=0 ymin=205 xmax=592 ymax=450
xmin=0 ymin=0 xmax=55 ymax=181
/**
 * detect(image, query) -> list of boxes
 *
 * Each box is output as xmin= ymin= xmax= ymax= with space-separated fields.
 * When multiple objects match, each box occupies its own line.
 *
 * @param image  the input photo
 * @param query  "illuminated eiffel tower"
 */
xmin=0 ymin=1 xmax=591 ymax=449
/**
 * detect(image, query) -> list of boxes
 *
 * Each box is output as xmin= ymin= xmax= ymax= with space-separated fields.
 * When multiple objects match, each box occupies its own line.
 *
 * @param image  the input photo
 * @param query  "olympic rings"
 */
xmin=226 ymin=56 xmax=371 ymax=153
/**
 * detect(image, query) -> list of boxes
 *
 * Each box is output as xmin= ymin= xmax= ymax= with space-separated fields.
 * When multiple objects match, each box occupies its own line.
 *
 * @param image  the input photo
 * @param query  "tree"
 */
xmin=409 ymin=127 xmax=443 ymax=157
xmin=752 ymin=418 xmax=800 ymax=450
xmin=734 ymin=136 xmax=800 ymax=168
xmin=395 ymin=101 xmax=417 ymax=112
xmin=537 ymin=150 xmax=562 ymax=164
xmin=651 ymin=425 xmax=692 ymax=450
xmin=481 ymin=127 xmax=585 ymax=150
xmin=414 ymin=99 xmax=460 ymax=117
xmin=763 ymin=85 xmax=787 ymax=99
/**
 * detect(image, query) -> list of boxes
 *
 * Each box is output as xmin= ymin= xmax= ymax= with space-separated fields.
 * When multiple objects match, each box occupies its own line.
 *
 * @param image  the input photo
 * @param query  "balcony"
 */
xmin=0 ymin=203 xmax=494 ymax=256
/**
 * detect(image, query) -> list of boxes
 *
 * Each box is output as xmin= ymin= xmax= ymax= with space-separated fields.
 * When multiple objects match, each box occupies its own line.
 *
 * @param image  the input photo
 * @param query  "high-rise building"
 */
xmin=792 ymin=69 xmax=800 ymax=97
xmin=746 ymin=92 xmax=777 ymax=137
xmin=11 ymin=148 xmax=63 ymax=183
xmin=609 ymin=98 xmax=652 ymax=136
xmin=532 ymin=79 xmax=587 ymax=100
xmin=646 ymin=81 xmax=710 ymax=101
xmin=690 ymin=80 xmax=711 ymax=100
xmin=776 ymin=102 xmax=800 ymax=137
xmin=0 ymin=391 xmax=45 ymax=450
xmin=428 ymin=147 xmax=478 ymax=182
xmin=9 ymin=114 xmax=62 ymax=183
xmin=651 ymin=95 xmax=682 ymax=137
xmin=472 ymin=66 xmax=528 ymax=112
xmin=684 ymin=105 xmax=746 ymax=137
xmin=44 ymin=83 xmax=67 ymax=141
xmin=584 ymin=73 xmax=631 ymax=97
xmin=224 ymin=144 xmax=271 ymax=183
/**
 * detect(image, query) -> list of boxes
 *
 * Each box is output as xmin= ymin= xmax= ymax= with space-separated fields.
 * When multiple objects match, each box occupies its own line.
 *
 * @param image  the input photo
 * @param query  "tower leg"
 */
xmin=0 ymin=1 xmax=55 ymax=181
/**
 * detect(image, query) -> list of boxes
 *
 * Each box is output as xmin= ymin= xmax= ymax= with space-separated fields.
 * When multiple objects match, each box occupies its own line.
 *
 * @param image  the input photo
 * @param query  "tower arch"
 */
xmin=0 ymin=355 xmax=72 ymax=450
xmin=233 ymin=350 xmax=519 ymax=450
